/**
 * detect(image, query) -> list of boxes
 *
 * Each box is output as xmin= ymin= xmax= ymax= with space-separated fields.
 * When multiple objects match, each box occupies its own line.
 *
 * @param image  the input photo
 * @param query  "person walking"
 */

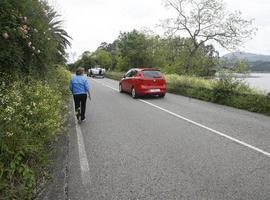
xmin=69 ymin=67 xmax=91 ymax=122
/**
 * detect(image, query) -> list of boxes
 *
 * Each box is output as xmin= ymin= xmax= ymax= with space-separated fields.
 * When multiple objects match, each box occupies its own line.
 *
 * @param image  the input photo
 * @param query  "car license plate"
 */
xmin=149 ymin=89 xmax=160 ymax=92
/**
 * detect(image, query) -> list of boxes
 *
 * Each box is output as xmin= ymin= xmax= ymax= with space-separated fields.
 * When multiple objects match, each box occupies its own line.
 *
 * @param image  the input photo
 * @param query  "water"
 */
xmin=243 ymin=73 xmax=270 ymax=93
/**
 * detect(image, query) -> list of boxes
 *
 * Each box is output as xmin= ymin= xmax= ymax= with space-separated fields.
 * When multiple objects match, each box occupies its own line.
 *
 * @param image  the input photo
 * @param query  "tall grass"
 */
xmin=165 ymin=74 xmax=214 ymax=89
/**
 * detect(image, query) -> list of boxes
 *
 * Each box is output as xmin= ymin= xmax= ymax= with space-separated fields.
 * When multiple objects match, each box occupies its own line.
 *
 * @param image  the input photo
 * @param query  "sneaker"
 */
xmin=81 ymin=118 xmax=86 ymax=122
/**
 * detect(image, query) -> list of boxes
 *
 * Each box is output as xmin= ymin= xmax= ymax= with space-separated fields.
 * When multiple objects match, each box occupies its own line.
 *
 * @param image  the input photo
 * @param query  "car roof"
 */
xmin=132 ymin=68 xmax=160 ymax=71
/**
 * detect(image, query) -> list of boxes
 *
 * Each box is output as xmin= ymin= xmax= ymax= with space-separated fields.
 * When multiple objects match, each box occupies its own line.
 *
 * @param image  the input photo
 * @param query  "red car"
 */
xmin=119 ymin=68 xmax=166 ymax=98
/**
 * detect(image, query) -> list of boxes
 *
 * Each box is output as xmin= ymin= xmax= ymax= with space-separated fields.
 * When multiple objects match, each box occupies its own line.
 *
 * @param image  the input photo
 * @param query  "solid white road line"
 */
xmin=92 ymin=78 xmax=270 ymax=158
xmin=72 ymin=102 xmax=91 ymax=185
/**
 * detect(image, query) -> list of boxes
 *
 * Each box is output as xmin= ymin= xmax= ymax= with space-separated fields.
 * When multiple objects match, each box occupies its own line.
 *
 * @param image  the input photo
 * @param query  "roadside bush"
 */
xmin=0 ymin=66 xmax=71 ymax=199
xmin=47 ymin=65 xmax=72 ymax=96
xmin=211 ymin=73 xmax=270 ymax=114
xmin=222 ymin=93 xmax=270 ymax=114
xmin=0 ymin=0 xmax=71 ymax=198
xmin=166 ymin=73 xmax=270 ymax=115
xmin=211 ymin=70 xmax=260 ymax=103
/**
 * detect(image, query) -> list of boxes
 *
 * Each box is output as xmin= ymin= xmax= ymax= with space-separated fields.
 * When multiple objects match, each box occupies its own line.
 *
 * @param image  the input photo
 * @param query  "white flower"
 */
xmin=18 ymin=27 xmax=27 ymax=34
xmin=2 ymin=32 xmax=9 ymax=39
xmin=37 ymin=49 xmax=41 ymax=54
xmin=6 ymin=132 xmax=14 ymax=137
xmin=28 ymin=42 xmax=32 ymax=47
xmin=32 ymin=46 xmax=35 ymax=50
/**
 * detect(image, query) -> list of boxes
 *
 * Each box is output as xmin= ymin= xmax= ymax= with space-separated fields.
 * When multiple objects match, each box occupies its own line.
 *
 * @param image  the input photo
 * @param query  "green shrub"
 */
xmin=226 ymin=93 xmax=270 ymax=113
xmin=166 ymin=73 xmax=270 ymax=115
xmin=0 ymin=66 xmax=71 ymax=199
xmin=211 ymin=71 xmax=260 ymax=103
xmin=47 ymin=65 xmax=72 ymax=97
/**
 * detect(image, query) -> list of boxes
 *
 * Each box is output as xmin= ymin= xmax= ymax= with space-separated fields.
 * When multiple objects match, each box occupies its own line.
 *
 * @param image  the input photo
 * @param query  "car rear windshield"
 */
xmin=142 ymin=70 xmax=162 ymax=78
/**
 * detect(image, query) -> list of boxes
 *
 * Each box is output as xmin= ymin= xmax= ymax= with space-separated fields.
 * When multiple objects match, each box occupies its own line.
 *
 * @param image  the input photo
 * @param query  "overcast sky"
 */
xmin=47 ymin=0 xmax=270 ymax=62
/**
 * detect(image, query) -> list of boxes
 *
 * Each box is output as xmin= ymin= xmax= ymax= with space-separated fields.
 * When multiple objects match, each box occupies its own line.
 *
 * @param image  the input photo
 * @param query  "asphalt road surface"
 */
xmin=68 ymin=77 xmax=270 ymax=200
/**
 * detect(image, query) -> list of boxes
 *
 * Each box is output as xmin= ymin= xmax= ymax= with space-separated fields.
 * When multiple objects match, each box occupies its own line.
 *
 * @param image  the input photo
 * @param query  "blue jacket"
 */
xmin=69 ymin=75 xmax=89 ymax=95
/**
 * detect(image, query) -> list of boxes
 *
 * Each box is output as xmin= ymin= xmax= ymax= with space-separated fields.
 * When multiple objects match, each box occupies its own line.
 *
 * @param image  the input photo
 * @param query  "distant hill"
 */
xmin=222 ymin=52 xmax=270 ymax=62
xmin=221 ymin=52 xmax=270 ymax=72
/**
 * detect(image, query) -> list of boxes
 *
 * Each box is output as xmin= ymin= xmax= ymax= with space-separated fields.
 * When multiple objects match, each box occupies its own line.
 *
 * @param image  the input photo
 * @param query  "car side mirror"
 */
xmin=123 ymin=74 xmax=126 ymax=78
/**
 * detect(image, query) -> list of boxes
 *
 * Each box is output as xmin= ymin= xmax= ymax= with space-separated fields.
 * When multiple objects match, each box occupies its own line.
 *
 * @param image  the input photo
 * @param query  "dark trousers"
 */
xmin=73 ymin=94 xmax=87 ymax=120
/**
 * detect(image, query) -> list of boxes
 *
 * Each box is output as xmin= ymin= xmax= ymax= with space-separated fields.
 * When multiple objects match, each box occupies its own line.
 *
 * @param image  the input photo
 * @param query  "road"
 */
xmin=67 ymin=77 xmax=270 ymax=200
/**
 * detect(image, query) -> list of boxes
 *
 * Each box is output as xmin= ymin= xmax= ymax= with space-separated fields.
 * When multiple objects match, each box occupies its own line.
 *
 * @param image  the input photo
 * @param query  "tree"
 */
xmin=116 ymin=30 xmax=149 ymax=71
xmin=93 ymin=49 xmax=112 ymax=69
xmin=46 ymin=6 xmax=72 ymax=57
xmin=0 ymin=0 xmax=71 ymax=75
xmin=97 ymin=40 xmax=119 ymax=70
xmin=75 ymin=51 xmax=96 ymax=70
xmin=161 ymin=36 xmax=218 ymax=76
xmin=162 ymin=0 xmax=257 ymax=55
xmin=232 ymin=59 xmax=249 ymax=73
xmin=73 ymin=30 xmax=218 ymax=76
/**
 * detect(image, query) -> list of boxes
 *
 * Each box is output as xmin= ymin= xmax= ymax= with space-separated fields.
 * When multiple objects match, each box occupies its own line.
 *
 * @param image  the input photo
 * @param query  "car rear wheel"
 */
xmin=119 ymin=84 xmax=123 ymax=93
xmin=131 ymin=87 xmax=138 ymax=99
